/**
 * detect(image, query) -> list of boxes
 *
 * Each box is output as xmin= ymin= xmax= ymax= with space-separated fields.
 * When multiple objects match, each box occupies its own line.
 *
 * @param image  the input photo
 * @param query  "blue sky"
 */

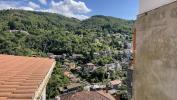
xmin=81 ymin=0 xmax=139 ymax=20
xmin=0 ymin=0 xmax=139 ymax=20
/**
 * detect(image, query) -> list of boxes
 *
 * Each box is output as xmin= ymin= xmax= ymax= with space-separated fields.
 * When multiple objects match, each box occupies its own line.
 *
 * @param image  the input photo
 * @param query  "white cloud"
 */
xmin=29 ymin=1 xmax=40 ymax=9
xmin=19 ymin=7 xmax=34 ymax=11
xmin=48 ymin=0 xmax=91 ymax=20
xmin=0 ymin=1 xmax=16 ymax=10
xmin=0 ymin=0 xmax=91 ymax=20
xmin=39 ymin=0 xmax=47 ymax=5
xmin=0 ymin=1 xmax=34 ymax=11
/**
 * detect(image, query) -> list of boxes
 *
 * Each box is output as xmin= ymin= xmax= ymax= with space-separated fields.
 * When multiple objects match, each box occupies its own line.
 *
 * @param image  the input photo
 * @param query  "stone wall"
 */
xmin=133 ymin=2 xmax=177 ymax=100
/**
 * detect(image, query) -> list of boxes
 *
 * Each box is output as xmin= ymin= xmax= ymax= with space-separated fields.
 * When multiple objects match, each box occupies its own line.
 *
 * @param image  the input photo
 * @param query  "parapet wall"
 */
xmin=139 ymin=0 xmax=176 ymax=14
xmin=134 ymin=1 xmax=177 ymax=100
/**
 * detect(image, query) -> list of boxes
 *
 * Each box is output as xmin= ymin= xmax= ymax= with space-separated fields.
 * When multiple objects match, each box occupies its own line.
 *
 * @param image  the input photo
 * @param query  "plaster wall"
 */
xmin=134 ymin=1 xmax=177 ymax=100
xmin=139 ymin=0 xmax=176 ymax=14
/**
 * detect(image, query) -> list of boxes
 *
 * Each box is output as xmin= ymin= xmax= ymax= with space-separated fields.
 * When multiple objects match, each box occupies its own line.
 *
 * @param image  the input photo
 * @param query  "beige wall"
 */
xmin=139 ymin=0 xmax=176 ymax=14
xmin=134 ymin=1 xmax=177 ymax=100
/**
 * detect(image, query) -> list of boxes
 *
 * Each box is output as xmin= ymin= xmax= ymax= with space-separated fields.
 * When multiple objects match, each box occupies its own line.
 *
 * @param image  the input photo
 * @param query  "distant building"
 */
xmin=59 ymin=83 xmax=82 ymax=94
xmin=84 ymin=63 xmax=96 ymax=72
xmin=99 ymin=50 xmax=112 ymax=56
xmin=70 ymin=54 xmax=83 ymax=59
xmin=109 ymin=80 xmax=122 ymax=89
xmin=64 ymin=71 xmax=71 ymax=78
xmin=76 ymin=66 xmax=82 ymax=72
xmin=9 ymin=30 xmax=29 ymax=34
xmin=124 ymin=42 xmax=132 ymax=49
xmin=64 ymin=62 xmax=76 ymax=70
xmin=48 ymin=53 xmax=66 ymax=60
xmin=58 ymin=91 xmax=116 ymax=100
xmin=63 ymin=71 xmax=80 ymax=83
xmin=105 ymin=62 xmax=122 ymax=71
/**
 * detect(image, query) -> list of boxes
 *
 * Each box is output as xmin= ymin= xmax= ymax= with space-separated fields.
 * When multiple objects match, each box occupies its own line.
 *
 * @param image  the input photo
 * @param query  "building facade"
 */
xmin=134 ymin=0 xmax=177 ymax=100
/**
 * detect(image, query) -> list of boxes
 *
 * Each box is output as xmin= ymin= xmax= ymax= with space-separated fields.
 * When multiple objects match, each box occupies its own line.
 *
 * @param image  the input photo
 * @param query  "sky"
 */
xmin=0 ymin=0 xmax=139 ymax=20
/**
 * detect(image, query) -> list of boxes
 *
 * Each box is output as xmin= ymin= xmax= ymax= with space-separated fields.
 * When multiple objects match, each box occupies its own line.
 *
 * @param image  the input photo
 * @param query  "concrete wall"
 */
xmin=134 ymin=1 xmax=177 ymax=100
xmin=139 ymin=0 xmax=176 ymax=14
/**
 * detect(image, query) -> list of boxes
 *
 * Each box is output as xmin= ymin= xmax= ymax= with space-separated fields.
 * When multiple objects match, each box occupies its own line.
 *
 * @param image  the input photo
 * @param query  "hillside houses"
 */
xmin=63 ymin=62 xmax=76 ymax=70
xmin=70 ymin=54 xmax=83 ymax=59
xmin=64 ymin=71 xmax=80 ymax=83
xmin=9 ymin=30 xmax=29 ymax=34
xmin=48 ymin=53 xmax=66 ymax=60
xmin=109 ymin=80 xmax=122 ymax=89
xmin=94 ymin=50 xmax=112 ymax=57
xmin=59 ymin=83 xmax=82 ymax=94
xmin=83 ymin=63 xmax=96 ymax=72
xmin=105 ymin=62 xmax=122 ymax=71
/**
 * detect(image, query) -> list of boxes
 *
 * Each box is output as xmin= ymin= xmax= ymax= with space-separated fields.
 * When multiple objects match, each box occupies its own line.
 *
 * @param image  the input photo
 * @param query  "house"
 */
xmin=70 ymin=77 xmax=80 ymax=83
xmin=64 ymin=71 xmax=71 ymax=78
xmin=76 ymin=66 xmax=82 ymax=72
xmin=90 ymin=84 xmax=106 ymax=91
xmin=9 ymin=30 xmax=29 ymax=34
xmin=84 ymin=85 xmax=91 ymax=91
xmin=63 ymin=71 xmax=80 ymax=83
xmin=64 ymin=62 xmax=76 ymax=70
xmin=0 ymin=54 xmax=56 ymax=100
xmin=108 ymin=89 xmax=117 ymax=95
xmin=124 ymin=42 xmax=132 ymax=49
xmin=64 ymin=71 xmax=75 ymax=79
xmin=99 ymin=50 xmax=112 ymax=56
xmin=58 ymin=90 xmax=116 ymax=100
xmin=48 ymin=53 xmax=66 ymax=60
xmin=84 ymin=63 xmax=96 ymax=72
xmin=109 ymin=80 xmax=121 ymax=89
xmin=70 ymin=54 xmax=83 ymax=59
xmin=105 ymin=62 xmax=122 ymax=71
xmin=115 ymin=62 xmax=122 ymax=71
xmin=59 ymin=83 xmax=82 ymax=94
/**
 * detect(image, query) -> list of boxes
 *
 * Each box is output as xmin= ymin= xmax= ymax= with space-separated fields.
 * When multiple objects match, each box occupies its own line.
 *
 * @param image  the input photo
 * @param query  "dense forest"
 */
xmin=0 ymin=9 xmax=134 ymax=99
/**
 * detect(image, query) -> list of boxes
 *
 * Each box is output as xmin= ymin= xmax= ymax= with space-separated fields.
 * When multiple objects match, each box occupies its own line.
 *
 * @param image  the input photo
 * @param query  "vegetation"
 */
xmin=0 ymin=9 xmax=133 ymax=99
xmin=0 ymin=10 xmax=133 ymax=57
xmin=47 ymin=63 xmax=69 ymax=98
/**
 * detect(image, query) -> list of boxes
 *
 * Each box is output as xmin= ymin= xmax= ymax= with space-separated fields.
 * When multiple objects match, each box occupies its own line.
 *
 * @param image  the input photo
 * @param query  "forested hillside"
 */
xmin=0 ymin=9 xmax=133 ymax=58
xmin=0 ymin=9 xmax=134 ymax=99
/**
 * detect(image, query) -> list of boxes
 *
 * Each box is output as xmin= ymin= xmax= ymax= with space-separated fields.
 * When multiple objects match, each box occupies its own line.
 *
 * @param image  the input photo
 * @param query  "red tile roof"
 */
xmin=0 ymin=54 xmax=55 ymax=100
xmin=110 ymin=80 xmax=121 ymax=85
xmin=60 ymin=91 xmax=116 ymax=100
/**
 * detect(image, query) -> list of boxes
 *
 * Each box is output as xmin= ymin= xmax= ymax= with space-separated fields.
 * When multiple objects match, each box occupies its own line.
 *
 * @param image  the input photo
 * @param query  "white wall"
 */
xmin=139 ymin=0 xmax=176 ymax=14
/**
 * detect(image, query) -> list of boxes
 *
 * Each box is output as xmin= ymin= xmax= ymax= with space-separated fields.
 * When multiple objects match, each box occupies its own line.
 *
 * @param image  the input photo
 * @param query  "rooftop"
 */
xmin=86 ymin=63 xmax=95 ymax=66
xmin=0 ymin=54 xmax=55 ymax=100
xmin=60 ymin=91 xmax=116 ymax=100
xmin=110 ymin=80 xmax=121 ymax=85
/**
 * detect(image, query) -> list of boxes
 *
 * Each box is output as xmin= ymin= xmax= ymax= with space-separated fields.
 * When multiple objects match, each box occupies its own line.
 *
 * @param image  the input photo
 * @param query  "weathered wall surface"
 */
xmin=134 ymin=2 xmax=177 ymax=100
xmin=139 ymin=0 xmax=176 ymax=14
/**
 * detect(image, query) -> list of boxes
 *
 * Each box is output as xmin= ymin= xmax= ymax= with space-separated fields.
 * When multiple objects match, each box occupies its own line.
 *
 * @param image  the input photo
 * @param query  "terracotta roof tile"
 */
xmin=60 ymin=91 xmax=116 ymax=100
xmin=0 ymin=54 xmax=55 ymax=100
xmin=110 ymin=80 xmax=121 ymax=85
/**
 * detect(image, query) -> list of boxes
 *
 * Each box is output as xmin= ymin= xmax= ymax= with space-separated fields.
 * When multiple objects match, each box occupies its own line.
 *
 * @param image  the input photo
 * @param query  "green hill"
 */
xmin=0 ymin=9 xmax=134 ymax=99
xmin=0 ymin=9 xmax=133 ymax=57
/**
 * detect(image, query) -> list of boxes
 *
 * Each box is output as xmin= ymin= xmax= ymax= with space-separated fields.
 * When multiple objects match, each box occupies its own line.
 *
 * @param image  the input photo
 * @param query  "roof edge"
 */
xmin=138 ymin=0 xmax=177 ymax=17
xmin=33 ymin=61 xmax=56 ymax=100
